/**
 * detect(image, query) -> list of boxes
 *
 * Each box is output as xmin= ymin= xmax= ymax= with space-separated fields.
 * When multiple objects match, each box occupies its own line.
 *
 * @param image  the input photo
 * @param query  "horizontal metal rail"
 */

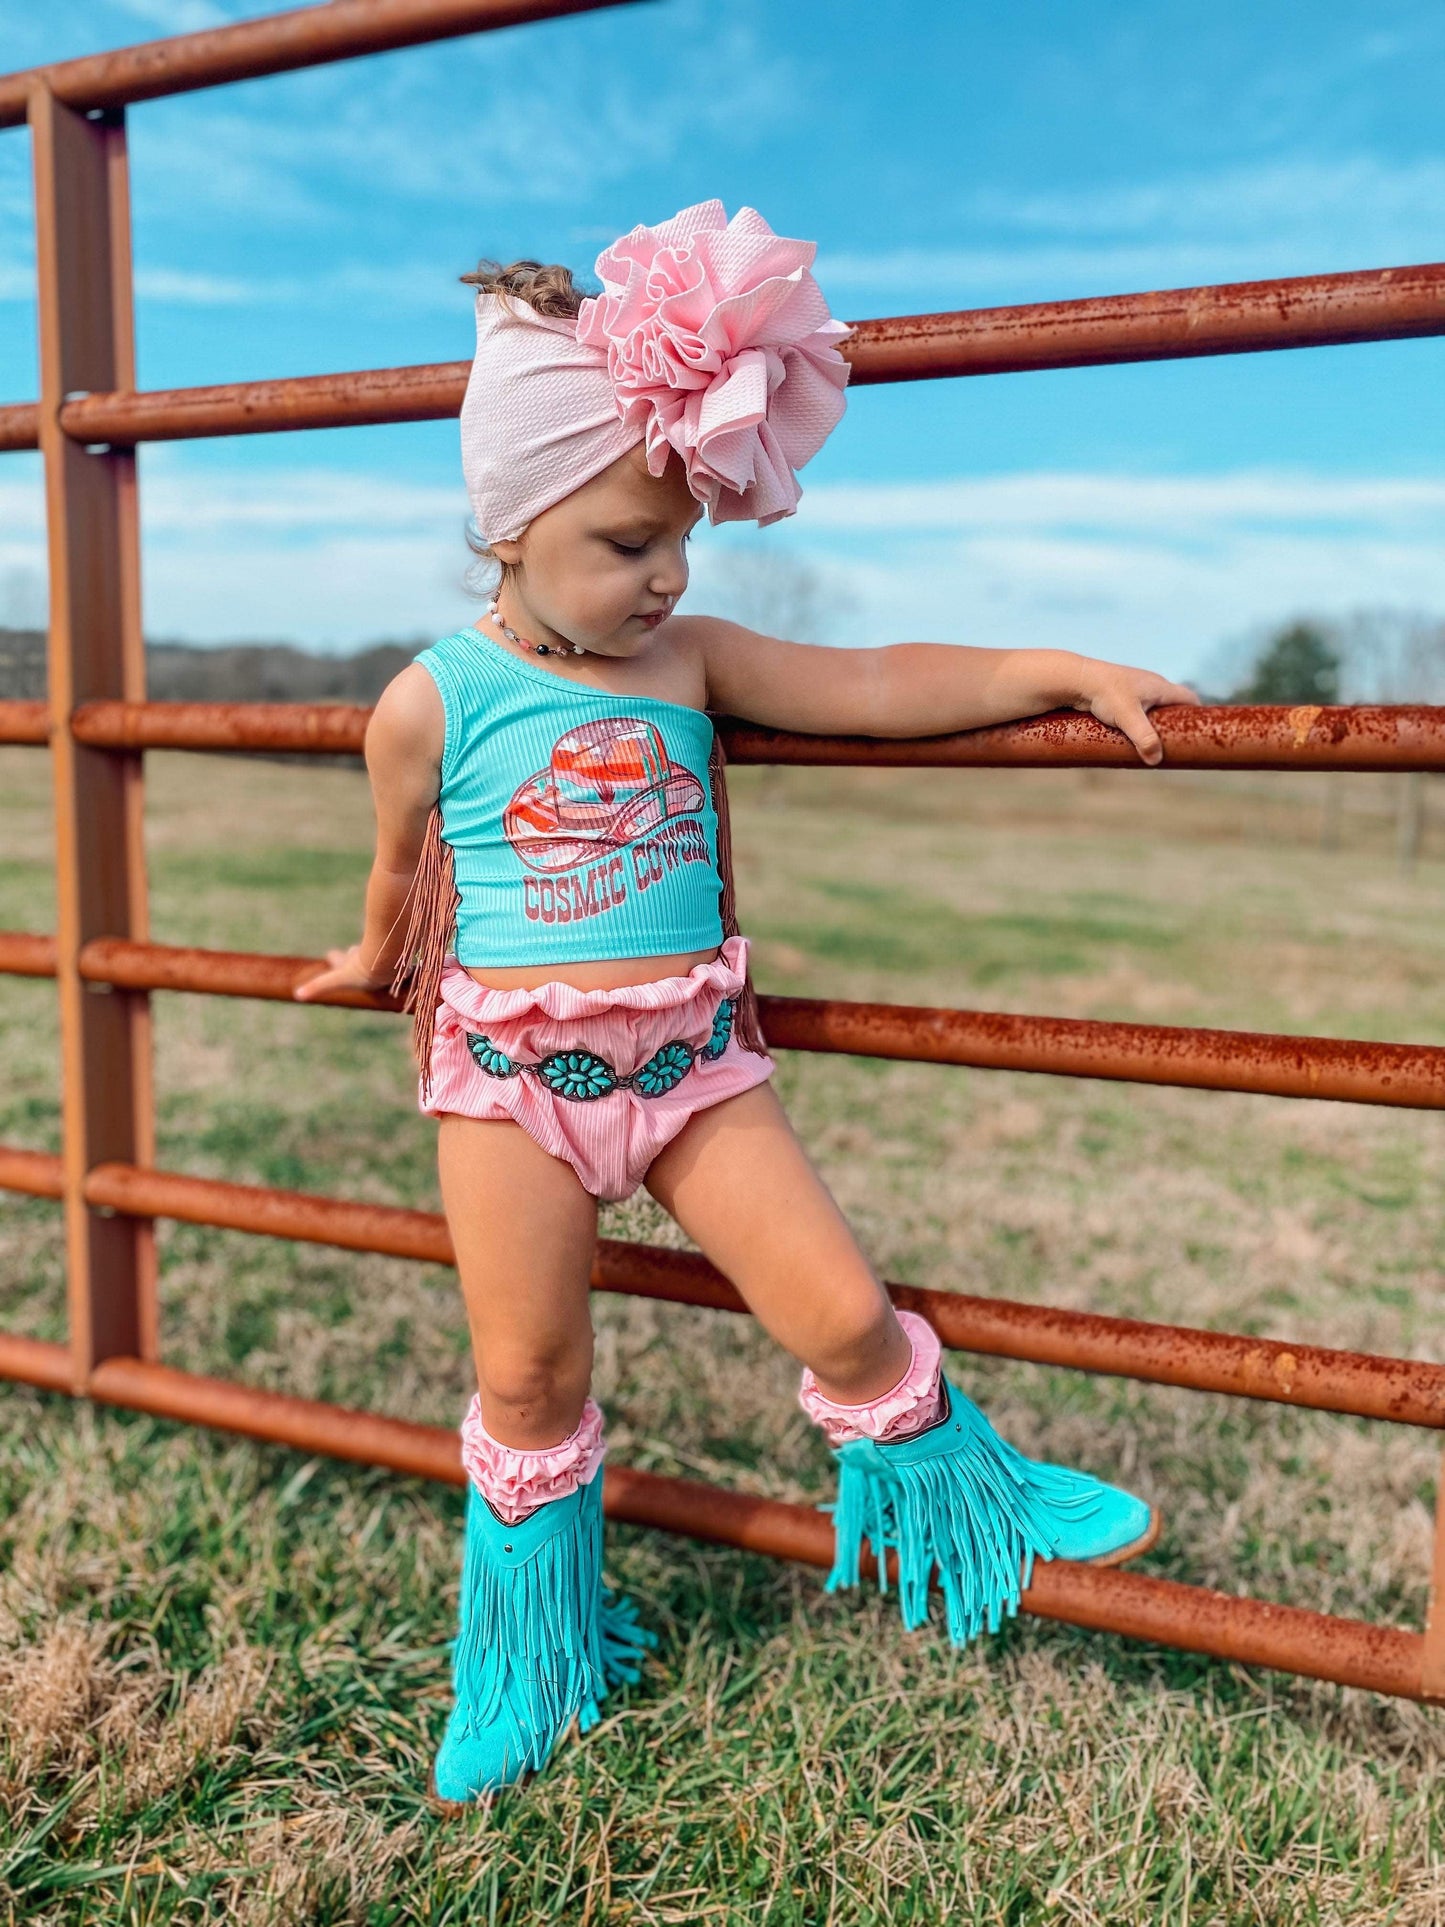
xmin=0 ymin=1330 xmax=1428 ymax=1701
xmin=722 ymin=705 xmax=1445 ymax=772
xmin=6 ymin=262 xmax=1445 ymax=454
xmin=3 ymin=1147 xmax=1442 ymax=1427
xmin=0 ymin=406 xmax=35 ymax=453
xmin=0 ymin=0 xmax=639 ymax=129
xmin=3 ymin=933 xmax=1443 ymax=1113
xmin=0 ymin=702 xmax=48 ymax=744
xmin=0 ymin=698 xmax=1425 ymax=771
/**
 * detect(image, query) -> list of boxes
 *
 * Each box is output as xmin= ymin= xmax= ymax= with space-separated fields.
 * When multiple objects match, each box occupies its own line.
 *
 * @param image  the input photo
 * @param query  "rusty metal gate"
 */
xmin=2 ymin=0 xmax=1444 ymax=1704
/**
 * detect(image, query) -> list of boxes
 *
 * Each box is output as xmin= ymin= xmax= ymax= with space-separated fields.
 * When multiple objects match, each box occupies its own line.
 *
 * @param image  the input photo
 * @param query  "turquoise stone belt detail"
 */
xmin=464 ymin=998 xmax=735 ymax=1101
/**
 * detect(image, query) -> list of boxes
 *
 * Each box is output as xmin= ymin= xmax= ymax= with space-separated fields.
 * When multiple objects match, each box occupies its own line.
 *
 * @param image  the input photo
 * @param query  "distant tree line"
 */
xmin=1206 ymin=608 xmax=1445 ymax=706
xmin=3 ymin=597 xmax=1444 ymax=712
xmin=1202 ymin=610 xmax=1442 ymax=871
xmin=1228 ymin=622 xmax=1341 ymax=705
xmin=0 ymin=630 xmax=420 ymax=771
xmin=0 ymin=628 xmax=416 ymax=704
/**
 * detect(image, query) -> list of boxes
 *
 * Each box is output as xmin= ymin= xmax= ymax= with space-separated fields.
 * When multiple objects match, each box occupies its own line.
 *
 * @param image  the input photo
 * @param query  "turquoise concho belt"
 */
xmin=464 ymin=998 xmax=735 ymax=1101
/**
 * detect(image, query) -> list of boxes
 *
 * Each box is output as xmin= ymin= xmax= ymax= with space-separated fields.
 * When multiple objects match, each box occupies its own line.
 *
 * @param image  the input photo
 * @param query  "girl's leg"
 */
xmin=644 ymin=1077 xmax=1156 ymax=1652
xmin=437 ymin=1112 xmax=598 ymax=1449
xmin=641 ymin=1079 xmax=913 ymax=1404
xmin=432 ymin=1113 xmax=656 ymax=1805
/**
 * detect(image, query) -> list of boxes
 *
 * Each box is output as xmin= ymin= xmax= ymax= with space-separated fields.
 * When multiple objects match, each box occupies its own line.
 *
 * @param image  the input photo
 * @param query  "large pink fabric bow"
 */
xmin=458 ymin=199 xmax=852 ymax=542
xmin=576 ymin=199 xmax=853 ymax=527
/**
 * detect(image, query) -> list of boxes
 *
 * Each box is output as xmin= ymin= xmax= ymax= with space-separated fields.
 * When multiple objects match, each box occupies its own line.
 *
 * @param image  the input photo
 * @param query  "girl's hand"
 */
xmin=293 ymin=944 xmax=393 ymax=1003
xmin=1069 ymin=660 xmax=1202 ymax=767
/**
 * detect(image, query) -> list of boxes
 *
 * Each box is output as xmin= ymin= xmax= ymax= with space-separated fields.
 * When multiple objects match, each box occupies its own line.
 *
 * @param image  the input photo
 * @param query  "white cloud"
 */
xmin=969 ymin=157 xmax=1445 ymax=241
xmin=821 ymin=155 xmax=1445 ymax=301
xmin=109 ymin=0 xmax=234 ymax=29
xmin=0 ymin=255 xmax=472 ymax=313
xmin=113 ymin=1 xmax=796 ymax=234
xmin=134 ymin=265 xmax=255 ymax=305
xmin=793 ymin=472 xmax=1445 ymax=535
xmin=137 ymin=458 xmax=464 ymax=535
xmin=776 ymin=470 xmax=1445 ymax=677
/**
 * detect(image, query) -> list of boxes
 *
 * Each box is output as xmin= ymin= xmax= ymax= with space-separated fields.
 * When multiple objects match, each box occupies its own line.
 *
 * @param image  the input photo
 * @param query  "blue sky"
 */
xmin=2 ymin=0 xmax=1444 ymax=682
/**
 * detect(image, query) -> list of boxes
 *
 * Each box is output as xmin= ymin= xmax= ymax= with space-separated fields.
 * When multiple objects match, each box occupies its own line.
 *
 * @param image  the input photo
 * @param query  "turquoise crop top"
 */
xmin=414 ymin=624 xmax=726 ymax=968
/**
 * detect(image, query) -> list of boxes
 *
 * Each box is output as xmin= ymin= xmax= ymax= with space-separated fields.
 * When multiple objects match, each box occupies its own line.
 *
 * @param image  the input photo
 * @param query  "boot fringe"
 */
xmin=598 ymin=1584 xmax=659 ymax=1687
xmin=821 ymin=1389 xmax=1104 ymax=1647
xmin=578 ymin=1586 xmax=660 ymax=1735
xmin=450 ymin=1483 xmax=604 ymax=1770
xmin=450 ymin=1484 xmax=657 ymax=1767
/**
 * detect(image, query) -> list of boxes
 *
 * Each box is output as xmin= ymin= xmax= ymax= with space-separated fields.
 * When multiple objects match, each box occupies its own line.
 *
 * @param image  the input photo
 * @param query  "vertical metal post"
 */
xmin=1397 ymin=770 xmax=1426 ymax=871
xmin=1423 ymin=1453 xmax=1445 ymax=1703
xmin=29 ymin=81 xmax=156 ymax=1383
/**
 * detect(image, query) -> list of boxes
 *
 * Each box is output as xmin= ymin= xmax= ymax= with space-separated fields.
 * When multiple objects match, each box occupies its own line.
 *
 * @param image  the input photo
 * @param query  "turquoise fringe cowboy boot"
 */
xmin=819 ymin=1375 xmax=1159 ymax=1647
xmin=432 ymin=1462 xmax=657 ymax=1805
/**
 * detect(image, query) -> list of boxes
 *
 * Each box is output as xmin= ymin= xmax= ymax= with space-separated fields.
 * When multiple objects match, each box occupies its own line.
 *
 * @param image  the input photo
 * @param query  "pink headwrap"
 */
xmin=459 ymin=198 xmax=853 ymax=543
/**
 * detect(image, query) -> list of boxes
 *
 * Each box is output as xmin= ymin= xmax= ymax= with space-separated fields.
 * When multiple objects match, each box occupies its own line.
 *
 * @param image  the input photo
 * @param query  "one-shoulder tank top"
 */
xmin=413 ymin=624 xmax=726 ymax=968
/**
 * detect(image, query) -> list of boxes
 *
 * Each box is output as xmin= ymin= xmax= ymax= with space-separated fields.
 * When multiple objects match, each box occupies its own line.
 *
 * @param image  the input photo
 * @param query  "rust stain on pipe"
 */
xmin=79 ymin=937 xmax=398 ymax=1009
xmin=889 ymin=1289 xmax=1445 ymax=1430
xmin=66 ymin=1159 xmax=1445 ymax=1429
xmin=1 ymin=1342 xmax=1431 ymax=1703
xmin=72 ymin=699 xmax=369 ymax=756
xmin=67 ymin=936 xmax=1445 ymax=1112
xmin=0 ymin=0 xmax=644 ymax=127
xmin=12 ymin=265 xmax=1445 ymax=445
xmin=599 ymin=1242 xmax=1445 ymax=1430
xmin=840 ymin=262 xmax=1445 ymax=383
xmin=59 ymin=362 xmax=469 ymax=445
xmin=605 ymin=1463 xmax=1429 ymax=1700
xmin=758 ymin=995 xmax=1445 ymax=1111
xmin=1018 ymin=1560 xmax=1428 ymax=1701
xmin=717 ymin=705 xmax=1445 ymax=773
xmin=66 ymin=699 xmax=1445 ymax=771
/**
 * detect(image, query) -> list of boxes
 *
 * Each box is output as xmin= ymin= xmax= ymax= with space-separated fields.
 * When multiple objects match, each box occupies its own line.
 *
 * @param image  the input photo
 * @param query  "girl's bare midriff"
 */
xmin=463 ymin=945 xmax=722 ymax=993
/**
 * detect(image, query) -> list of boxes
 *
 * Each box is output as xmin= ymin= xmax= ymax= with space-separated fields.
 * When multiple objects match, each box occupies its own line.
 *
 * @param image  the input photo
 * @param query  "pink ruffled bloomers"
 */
xmin=797 ymin=1308 xmax=945 ymax=1446
xmin=420 ymin=934 xmax=775 ymax=1201
xmin=460 ymin=1391 xmax=609 ymax=1525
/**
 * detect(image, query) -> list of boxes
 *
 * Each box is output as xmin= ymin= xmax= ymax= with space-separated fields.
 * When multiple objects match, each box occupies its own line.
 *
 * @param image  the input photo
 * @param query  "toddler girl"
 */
xmin=296 ymin=199 xmax=1200 ymax=1805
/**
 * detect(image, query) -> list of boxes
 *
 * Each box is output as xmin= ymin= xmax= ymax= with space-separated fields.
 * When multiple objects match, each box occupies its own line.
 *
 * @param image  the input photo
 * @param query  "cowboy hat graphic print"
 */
xmin=503 ymin=715 xmax=706 ymax=874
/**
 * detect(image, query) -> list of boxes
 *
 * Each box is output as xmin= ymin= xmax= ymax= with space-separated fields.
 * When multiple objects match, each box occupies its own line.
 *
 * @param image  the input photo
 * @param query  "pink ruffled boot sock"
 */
xmin=797 ymin=1308 xmax=945 ymax=1445
xmin=459 ymin=1392 xmax=608 ymax=1521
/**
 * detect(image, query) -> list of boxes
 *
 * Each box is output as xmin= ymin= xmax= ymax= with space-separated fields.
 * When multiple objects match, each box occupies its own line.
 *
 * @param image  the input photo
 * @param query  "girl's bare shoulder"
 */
xmin=365 ymin=662 xmax=445 ymax=766
xmin=623 ymin=611 xmax=710 ymax=711
xmin=663 ymin=612 xmax=802 ymax=722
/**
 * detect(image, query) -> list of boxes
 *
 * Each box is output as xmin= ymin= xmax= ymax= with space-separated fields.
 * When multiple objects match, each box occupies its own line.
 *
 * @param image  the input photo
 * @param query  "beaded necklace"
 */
xmin=483 ymin=599 xmax=587 ymax=659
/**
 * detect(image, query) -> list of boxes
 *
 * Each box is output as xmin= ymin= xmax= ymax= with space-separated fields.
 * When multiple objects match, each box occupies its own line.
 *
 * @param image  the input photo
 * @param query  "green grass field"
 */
xmin=1 ymin=746 xmax=1443 ymax=1924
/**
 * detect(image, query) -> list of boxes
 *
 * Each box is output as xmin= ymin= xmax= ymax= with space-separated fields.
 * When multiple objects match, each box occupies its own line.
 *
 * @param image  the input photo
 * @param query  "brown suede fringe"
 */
xmin=392 ymin=734 xmax=766 ymax=1098
xmin=390 ymin=804 xmax=459 ymax=1100
xmin=707 ymin=728 xmax=768 ymax=1056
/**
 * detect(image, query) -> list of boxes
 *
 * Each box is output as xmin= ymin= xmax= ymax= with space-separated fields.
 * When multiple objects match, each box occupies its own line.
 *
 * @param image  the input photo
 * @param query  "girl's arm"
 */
xmin=688 ymin=618 xmax=1201 ymax=767
xmin=293 ymin=665 xmax=444 ymax=1002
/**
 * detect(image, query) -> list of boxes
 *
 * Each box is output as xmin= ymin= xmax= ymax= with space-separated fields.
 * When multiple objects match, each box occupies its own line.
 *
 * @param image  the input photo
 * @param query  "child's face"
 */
xmin=491 ymin=443 xmax=705 ymax=657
